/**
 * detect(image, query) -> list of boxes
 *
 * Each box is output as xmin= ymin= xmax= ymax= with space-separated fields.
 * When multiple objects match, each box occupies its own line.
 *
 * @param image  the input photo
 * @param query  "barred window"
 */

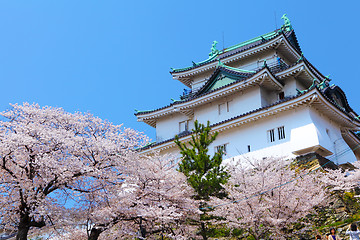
xmin=215 ymin=143 xmax=227 ymax=155
xmin=278 ymin=126 xmax=285 ymax=140
xmin=268 ymin=129 xmax=275 ymax=142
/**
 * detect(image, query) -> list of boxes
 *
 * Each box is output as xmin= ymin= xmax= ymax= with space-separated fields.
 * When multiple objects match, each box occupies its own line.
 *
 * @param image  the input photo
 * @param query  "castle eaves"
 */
xmin=170 ymin=24 xmax=301 ymax=74
xmin=135 ymin=59 xmax=325 ymax=118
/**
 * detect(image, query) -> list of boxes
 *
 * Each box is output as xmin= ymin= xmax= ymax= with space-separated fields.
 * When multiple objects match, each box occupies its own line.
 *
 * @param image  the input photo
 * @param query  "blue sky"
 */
xmin=0 ymin=1 xmax=359 ymax=140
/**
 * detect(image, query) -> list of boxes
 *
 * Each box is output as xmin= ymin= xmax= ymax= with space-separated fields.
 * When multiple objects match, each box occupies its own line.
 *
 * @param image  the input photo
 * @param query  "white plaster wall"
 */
xmin=282 ymin=77 xmax=297 ymax=97
xmin=159 ymin=108 xmax=312 ymax=159
xmin=290 ymin=123 xmax=320 ymax=152
xmin=308 ymin=108 xmax=357 ymax=164
xmin=282 ymin=77 xmax=306 ymax=97
xmin=260 ymin=88 xmax=278 ymax=106
xmin=194 ymin=87 xmax=262 ymax=126
xmin=231 ymin=52 xmax=277 ymax=71
xmin=156 ymin=107 xmax=357 ymax=165
xmin=156 ymin=113 xmax=191 ymax=142
xmin=210 ymin=108 xmax=313 ymax=158
xmin=156 ymin=87 xmax=264 ymax=143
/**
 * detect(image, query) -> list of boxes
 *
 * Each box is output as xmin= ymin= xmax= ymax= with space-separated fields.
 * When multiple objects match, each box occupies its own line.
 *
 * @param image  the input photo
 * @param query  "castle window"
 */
xmin=218 ymin=101 xmax=230 ymax=115
xmin=179 ymin=120 xmax=188 ymax=133
xmin=279 ymin=91 xmax=285 ymax=100
xmin=268 ymin=129 xmax=275 ymax=142
xmin=278 ymin=126 xmax=285 ymax=140
xmin=215 ymin=143 xmax=227 ymax=155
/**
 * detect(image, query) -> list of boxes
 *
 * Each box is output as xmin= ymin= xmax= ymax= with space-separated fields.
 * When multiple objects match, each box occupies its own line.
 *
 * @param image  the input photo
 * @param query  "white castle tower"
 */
xmin=135 ymin=15 xmax=360 ymax=165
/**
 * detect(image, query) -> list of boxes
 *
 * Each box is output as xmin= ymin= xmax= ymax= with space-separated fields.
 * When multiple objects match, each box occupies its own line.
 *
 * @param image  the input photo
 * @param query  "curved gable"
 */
xmin=197 ymin=67 xmax=251 ymax=95
xmin=323 ymin=85 xmax=354 ymax=113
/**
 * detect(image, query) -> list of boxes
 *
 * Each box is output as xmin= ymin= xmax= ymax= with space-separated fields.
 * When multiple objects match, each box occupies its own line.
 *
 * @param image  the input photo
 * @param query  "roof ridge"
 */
xmin=170 ymin=30 xmax=281 ymax=73
xmin=170 ymin=14 xmax=296 ymax=74
xmin=136 ymin=65 xmax=289 ymax=117
xmin=135 ymin=60 xmax=307 ymax=116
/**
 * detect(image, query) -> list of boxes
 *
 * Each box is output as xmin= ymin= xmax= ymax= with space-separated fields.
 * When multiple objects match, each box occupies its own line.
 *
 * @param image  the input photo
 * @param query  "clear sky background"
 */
xmin=0 ymin=1 xmax=358 ymax=140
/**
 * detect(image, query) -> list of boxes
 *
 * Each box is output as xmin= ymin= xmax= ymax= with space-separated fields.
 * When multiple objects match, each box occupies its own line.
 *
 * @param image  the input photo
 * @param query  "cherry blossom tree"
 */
xmin=130 ymin=153 xmax=199 ymax=239
xmin=77 ymin=152 xmax=199 ymax=240
xmin=0 ymin=103 xmax=147 ymax=240
xmin=211 ymin=157 xmax=328 ymax=240
xmin=320 ymin=161 xmax=360 ymax=214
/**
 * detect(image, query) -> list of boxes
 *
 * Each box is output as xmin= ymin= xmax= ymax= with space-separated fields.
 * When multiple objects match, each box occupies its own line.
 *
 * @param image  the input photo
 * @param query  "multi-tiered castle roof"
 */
xmin=135 ymin=15 xmax=360 ymax=161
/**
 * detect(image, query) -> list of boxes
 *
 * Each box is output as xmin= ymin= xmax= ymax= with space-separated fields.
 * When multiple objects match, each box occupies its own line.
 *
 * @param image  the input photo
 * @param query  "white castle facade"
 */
xmin=135 ymin=15 xmax=360 ymax=165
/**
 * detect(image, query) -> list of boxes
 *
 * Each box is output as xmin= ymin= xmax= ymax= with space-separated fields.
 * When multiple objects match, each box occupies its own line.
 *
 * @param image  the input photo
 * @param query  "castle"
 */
xmin=135 ymin=15 xmax=360 ymax=165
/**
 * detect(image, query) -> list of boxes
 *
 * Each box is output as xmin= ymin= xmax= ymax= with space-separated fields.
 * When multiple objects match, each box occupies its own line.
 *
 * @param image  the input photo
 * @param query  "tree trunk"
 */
xmin=200 ymin=221 xmax=208 ymax=240
xmin=16 ymin=226 xmax=30 ymax=240
xmin=199 ymin=205 xmax=209 ymax=240
xmin=16 ymin=214 xmax=30 ymax=240
xmin=139 ymin=217 xmax=146 ymax=239
xmin=88 ymin=227 xmax=104 ymax=240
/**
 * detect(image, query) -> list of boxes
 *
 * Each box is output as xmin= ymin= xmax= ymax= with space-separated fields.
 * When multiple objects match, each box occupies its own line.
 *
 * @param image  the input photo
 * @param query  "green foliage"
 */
xmin=174 ymin=120 xmax=230 ymax=200
xmin=343 ymin=191 xmax=360 ymax=213
xmin=319 ymin=213 xmax=360 ymax=230
xmin=206 ymin=223 xmax=231 ymax=238
xmin=175 ymin=120 xmax=230 ymax=239
xmin=288 ymin=190 xmax=360 ymax=239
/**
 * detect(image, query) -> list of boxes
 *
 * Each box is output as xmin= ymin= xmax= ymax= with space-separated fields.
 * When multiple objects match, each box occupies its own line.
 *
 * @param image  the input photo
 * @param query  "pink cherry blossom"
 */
xmin=211 ymin=157 xmax=328 ymax=240
xmin=0 ymin=103 xmax=147 ymax=240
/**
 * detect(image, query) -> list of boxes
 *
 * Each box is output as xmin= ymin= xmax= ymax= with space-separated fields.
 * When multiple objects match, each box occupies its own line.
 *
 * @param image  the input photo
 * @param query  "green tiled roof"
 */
xmin=171 ymin=14 xmax=293 ymax=73
xmin=206 ymin=74 xmax=239 ymax=93
xmin=223 ymin=30 xmax=278 ymax=53
xmin=170 ymin=54 xmax=219 ymax=73
xmin=217 ymin=60 xmax=255 ymax=73
xmin=170 ymin=30 xmax=279 ymax=73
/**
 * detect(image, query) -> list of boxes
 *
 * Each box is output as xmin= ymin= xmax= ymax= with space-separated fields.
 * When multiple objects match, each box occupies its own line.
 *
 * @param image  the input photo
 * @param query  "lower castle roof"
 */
xmin=140 ymin=86 xmax=360 ymax=152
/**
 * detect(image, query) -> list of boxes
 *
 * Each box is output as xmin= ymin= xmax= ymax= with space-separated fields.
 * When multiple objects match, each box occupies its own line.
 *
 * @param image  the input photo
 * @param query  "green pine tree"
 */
xmin=175 ymin=120 xmax=230 ymax=240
